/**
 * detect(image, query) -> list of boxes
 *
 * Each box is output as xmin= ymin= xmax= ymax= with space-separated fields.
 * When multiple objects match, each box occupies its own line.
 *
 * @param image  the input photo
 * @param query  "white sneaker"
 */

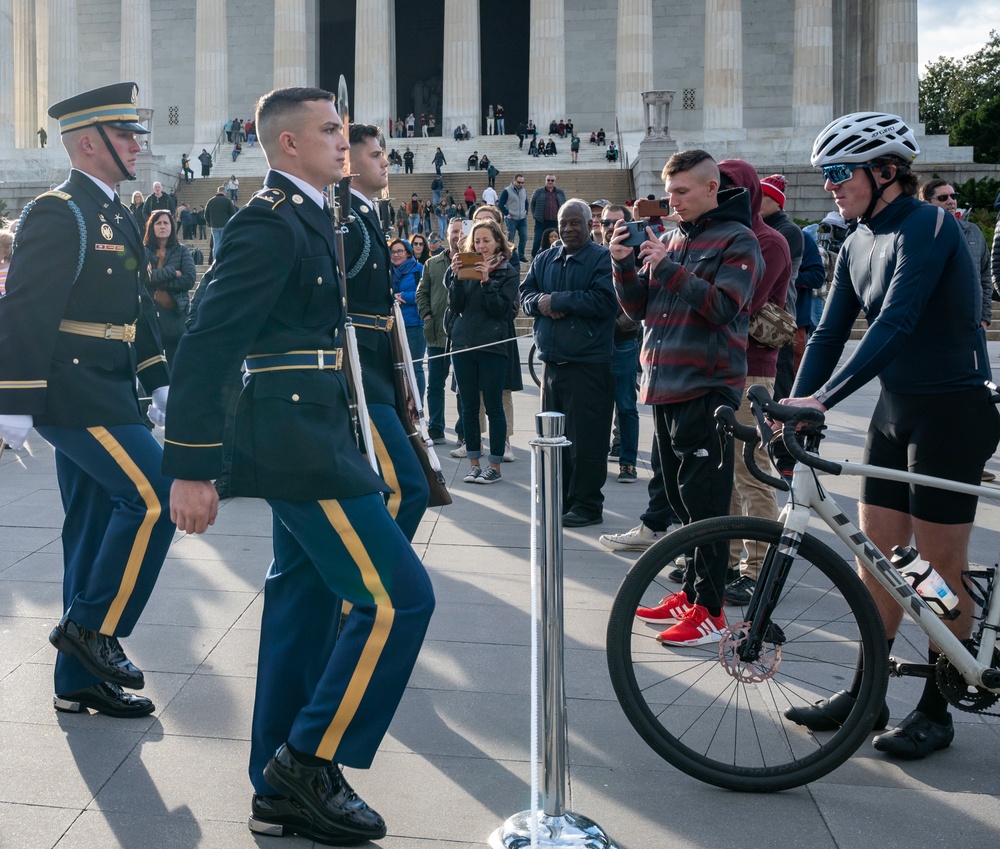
xmin=599 ymin=522 xmax=661 ymax=551
xmin=503 ymin=440 xmax=515 ymax=462
xmin=450 ymin=442 xmax=467 ymax=459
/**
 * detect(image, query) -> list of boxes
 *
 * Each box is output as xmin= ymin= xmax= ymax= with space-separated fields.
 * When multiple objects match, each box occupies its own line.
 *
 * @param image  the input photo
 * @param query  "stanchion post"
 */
xmin=489 ymin=412 xmax=618 ymax=849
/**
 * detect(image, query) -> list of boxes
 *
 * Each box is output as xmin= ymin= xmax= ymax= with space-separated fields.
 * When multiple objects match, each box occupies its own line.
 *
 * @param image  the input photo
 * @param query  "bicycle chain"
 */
xmin=935 ymin=644 xmax=1000 ymax=716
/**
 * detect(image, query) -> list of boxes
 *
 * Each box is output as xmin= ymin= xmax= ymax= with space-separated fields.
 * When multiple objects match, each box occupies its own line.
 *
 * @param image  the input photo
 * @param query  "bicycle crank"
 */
xmin=935 ymin=643 xmax=1000 ymax=715
xmin=719 ymin=622 xmax=783 ymax=683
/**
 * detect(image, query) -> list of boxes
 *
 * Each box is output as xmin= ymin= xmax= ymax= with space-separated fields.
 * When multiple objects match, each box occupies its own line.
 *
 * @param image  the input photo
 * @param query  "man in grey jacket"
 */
xmin=498 ymin=174 xmax=528 ymax=262
xmin=416 ymin=217 xmax=462 ymax=442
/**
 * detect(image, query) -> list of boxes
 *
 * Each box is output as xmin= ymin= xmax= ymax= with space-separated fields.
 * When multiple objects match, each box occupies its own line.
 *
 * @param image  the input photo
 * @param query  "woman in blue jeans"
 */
xmin=389 ymin=239 xmax=426 ymax=399
xmin=446 ymin=219 xmax=519 ymax=485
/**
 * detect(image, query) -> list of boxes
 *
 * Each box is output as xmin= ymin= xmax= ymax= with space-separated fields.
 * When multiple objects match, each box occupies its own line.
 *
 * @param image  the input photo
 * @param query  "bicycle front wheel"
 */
xmin=527 ymin=343 xmax=542 ymax=387
xmin=606 ymin=516 xmax=888 ymax=792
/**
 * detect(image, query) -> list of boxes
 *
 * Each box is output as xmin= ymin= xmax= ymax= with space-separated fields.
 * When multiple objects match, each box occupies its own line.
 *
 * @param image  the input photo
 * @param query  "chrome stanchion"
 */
xmin=489 ymin=412 xmax=618 ymax=849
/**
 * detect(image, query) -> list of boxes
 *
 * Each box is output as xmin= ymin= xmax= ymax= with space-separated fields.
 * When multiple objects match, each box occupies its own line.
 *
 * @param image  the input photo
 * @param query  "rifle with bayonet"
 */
xmin=334 ymin=76 xmax=378 ymax=473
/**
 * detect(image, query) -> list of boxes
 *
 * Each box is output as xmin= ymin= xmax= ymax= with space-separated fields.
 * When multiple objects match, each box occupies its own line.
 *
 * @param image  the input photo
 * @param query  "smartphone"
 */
xmin=457 ymin=252 xmax=484 ymax=280
xmin=621 ymin=220 xmax=648 ymax=247
xmin=460 ymin=219 xmax=474 ymax=237
xmin=633 ymin=198 xmax=671 ymax=218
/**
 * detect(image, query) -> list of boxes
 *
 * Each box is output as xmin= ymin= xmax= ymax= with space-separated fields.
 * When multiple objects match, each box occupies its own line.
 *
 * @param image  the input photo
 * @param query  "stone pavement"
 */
xmin=2 ymin=338 xmax=1000 ymax=849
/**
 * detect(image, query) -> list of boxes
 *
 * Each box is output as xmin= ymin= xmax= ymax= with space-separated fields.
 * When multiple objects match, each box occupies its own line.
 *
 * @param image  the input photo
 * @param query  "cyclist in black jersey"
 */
xmin=784 ymin=111 xmax=1000 ymax=760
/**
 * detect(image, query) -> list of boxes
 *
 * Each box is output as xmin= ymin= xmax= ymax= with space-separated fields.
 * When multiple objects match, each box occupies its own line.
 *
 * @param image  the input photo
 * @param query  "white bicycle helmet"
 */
xmin=811 ymin=112 xmax=920 ymax=167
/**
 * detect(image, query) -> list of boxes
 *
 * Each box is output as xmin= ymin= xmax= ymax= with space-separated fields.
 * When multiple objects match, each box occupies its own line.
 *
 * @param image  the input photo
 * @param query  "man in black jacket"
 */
xmin=166 ymin=87 xmax=434 ymax=845
xmin=204 ymin=185 xmax=237 ymax=260
xmin=520 ymin=198 xmax=616 ymax=526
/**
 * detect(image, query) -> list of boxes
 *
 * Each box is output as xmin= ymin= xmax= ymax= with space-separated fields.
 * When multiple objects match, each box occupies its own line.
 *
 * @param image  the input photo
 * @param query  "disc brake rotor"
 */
xmin=719 ymin=621 xmax=783 ymax=683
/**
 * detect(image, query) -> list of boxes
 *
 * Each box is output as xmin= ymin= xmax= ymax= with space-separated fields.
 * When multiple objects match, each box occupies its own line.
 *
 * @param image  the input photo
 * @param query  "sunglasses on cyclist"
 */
xmin=933 ymin=193 xmax=958 ymax=202
xmin=821 ymin=163 xmax=875 ymax=186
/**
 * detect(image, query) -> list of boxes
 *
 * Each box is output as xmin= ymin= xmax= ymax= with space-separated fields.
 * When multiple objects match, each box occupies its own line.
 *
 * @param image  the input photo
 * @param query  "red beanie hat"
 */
xmin=760 ymin=174 xmax=787 ymax=209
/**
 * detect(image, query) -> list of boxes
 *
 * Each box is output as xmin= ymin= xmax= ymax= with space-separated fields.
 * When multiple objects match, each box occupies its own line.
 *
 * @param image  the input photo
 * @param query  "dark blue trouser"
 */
xmin=611 ymin=338 xmax=640 ymax=466
xmin=506 ymin=217 xmax=528 ymax=259
xmin=36 ymin=424 xmax=175 ymax=693
xmin=426 ymin=346 xmax=449 ymax=435
xmin=249 ymin=494 xmax=435 ymax=793
xmin=367 ymin=403 xmax=429 ymax=542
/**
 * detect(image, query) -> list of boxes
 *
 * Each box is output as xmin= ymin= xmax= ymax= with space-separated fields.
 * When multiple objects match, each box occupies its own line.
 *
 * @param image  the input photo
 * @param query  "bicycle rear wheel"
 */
xmin=606 ymin=516 xmax=888 ymax=792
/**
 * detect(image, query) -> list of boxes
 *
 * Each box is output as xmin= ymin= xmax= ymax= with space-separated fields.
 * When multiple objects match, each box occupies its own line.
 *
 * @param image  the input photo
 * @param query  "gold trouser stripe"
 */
xmin=137 ymin=355 xmax=167 ymax=372
xmin=314 ymin=500 xmax=396 ymax=760
xmin=369 ymin=419 xmax=401 ymax=520
xmin=88 ymin=426 xmax=162 ymax=633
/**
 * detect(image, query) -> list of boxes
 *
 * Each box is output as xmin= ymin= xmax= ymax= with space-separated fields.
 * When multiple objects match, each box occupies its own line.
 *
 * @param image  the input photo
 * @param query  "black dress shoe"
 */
xmin=262 ymin=744 xmax=387 ymax=844
xmin=49 ymin=617 xmax=145 ymax=690
xmin=54 ymin=682 xmax=155 ymax=718
xmin=563 ymin=511 xmax=603 ymax=528
xmin=873 ymin=709 xmax=954 ymax=759
xmin=785 ymin=689 xmax=890 ymax=732
xmin=250 ymin=794 xmax=367 ymax=846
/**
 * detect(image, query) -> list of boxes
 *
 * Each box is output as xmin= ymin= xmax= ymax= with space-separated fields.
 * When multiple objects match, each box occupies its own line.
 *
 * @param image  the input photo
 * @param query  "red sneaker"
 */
xmin=636 ymin=591 xmax=692 ymax=624
xmin=656 ymin=604 xmax=727 ymax=646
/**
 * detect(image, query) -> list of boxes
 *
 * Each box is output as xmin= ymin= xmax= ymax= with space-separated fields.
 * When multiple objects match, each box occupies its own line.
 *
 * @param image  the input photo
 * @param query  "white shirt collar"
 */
xmin=73 ymin=169 xmax=117 ymax=201
xmin=272 ymin=169 xmax=326 ymax=209
xmin=351 ymin=187 xmax=376 ymax=208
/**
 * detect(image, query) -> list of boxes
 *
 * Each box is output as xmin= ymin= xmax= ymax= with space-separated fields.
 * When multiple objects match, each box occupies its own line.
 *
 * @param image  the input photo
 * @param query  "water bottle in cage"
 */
xmin=890 ymin=546 xmax=960 ymax=620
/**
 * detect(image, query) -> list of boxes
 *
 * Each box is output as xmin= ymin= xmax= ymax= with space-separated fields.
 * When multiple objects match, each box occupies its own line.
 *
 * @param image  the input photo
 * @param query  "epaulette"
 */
xmin=37 ymin=190 xmax=72 ymax=201
xmin=251 ymin=188 xmax=285 ymax=209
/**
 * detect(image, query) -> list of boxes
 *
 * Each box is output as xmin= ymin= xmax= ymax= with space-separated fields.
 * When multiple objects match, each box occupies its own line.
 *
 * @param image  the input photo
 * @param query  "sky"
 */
xmin=917 ymin=1 xmax=996 ymax=71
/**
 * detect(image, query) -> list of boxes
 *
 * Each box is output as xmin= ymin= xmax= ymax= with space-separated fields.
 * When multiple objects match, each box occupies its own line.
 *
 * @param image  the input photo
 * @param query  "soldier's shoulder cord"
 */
xmin=15 ymin=190 xmax=86 ymax=285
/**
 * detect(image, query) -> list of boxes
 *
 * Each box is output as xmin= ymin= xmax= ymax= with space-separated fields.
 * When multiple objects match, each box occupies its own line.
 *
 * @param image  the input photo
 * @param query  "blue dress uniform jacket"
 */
xmin=0 ymin=170 xmax=169 ymax=424
xmin=162 ymin=171 xmax=387 ymax=503
xmin=340 ymin=192 xmax=429 ymax=540
xmin=342 ymin=198 xmax=395 ymax=405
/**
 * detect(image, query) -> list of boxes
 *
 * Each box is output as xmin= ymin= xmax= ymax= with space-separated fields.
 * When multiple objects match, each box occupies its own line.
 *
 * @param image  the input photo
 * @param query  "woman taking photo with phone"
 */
xmin=447 ymin=219 xmax=519 ymax=485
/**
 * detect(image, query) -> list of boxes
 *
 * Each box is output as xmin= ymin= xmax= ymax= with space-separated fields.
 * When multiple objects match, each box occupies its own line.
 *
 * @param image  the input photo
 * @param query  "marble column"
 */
xmin=792 ymin=0 xmax=833 ymax=127
xmin=121 ymin=0 xmax=152 ymax=103
xmin=46 ymin=0 xmax=78 ymax=141
xmin=615 ymin=0 xmax=653 ymax=133
xmin=528 ymin=0 xmax=565 ymax=129
xmin=35 ymin=0 xmax=49 ymax=140
xmin=354 ymin=0 xmax=393 ymax=131
xmin=13 ymin=0 xmax=37 ymax=148
xmin=874 ymin=0 xmax=918 ymax=123
xmin=442 ymin=0 xmax=481 ymax=138
xmin=194 ymin=0 xmax=228 ymax=144
xmin=702 ymin=0 xmax=743 ymax=131
xmin=273 ymin=0 xmax=307 ymax=88
xmin=0 ymin=0 xmax=15 ymax=151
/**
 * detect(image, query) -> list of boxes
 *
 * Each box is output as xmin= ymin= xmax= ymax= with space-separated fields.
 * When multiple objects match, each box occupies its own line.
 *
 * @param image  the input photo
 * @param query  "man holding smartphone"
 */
xmin=608 ymin=149 xmax=761 ymax=646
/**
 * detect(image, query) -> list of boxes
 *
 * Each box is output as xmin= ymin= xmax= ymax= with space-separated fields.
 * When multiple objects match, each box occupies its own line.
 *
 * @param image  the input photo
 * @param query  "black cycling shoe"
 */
xmin=785 ymin=689 xmax=890 ymax=732
xmin=872 ymin=710 xmax=954 ymax=759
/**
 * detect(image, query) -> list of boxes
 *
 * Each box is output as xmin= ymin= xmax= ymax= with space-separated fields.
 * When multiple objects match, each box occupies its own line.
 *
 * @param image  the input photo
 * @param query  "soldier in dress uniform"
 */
xmin=0 ymin=83 xmax=174 ymax=718
xmin=165 ymin=87 xmax=435 ymax=846
xmin=341 ymin=122 xmax=429 ymax=540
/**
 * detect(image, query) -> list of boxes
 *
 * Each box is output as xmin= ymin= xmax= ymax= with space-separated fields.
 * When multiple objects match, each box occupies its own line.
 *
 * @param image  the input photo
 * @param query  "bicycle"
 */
xmin=606 ymin=384 xmax=1000 ymax=792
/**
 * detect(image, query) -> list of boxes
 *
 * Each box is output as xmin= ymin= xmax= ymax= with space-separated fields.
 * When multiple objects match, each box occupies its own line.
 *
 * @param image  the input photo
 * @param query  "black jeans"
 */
xmin=653 ymin=392 xmax=736 ymax=614
xmin=452 ymin=350 xmax=507 ymax=462
xmin=541 ymin=360 xmax=614 ymax=519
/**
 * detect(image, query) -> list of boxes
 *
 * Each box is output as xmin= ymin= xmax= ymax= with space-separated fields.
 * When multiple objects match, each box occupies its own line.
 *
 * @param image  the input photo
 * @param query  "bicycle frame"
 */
xmin=777 ymin=459 xmax=1000 ymax=692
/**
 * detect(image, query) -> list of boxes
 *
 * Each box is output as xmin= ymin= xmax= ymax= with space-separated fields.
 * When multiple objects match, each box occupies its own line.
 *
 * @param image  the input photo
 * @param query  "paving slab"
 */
xmin=0 ymin=346 xmax=999 ymax=847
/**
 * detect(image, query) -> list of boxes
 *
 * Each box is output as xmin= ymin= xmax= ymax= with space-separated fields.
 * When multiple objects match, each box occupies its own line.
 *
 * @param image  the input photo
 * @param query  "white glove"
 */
xmin=147 ymin=386 xmax=169 ymax=428
xmin=0 ymin=414 xmax=33 ymax=449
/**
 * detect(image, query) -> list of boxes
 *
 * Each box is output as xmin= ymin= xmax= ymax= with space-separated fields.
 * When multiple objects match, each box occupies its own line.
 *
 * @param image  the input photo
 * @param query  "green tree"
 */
xmin=919 ymin=29 xmax=1000 ymax=161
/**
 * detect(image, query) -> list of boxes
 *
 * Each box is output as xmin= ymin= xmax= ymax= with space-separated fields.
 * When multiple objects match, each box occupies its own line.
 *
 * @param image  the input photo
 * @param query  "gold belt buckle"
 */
xmin=384 ymin=315 xmax=394 ymax=332
xmin=122 ymin=323 xmax=137 ymax=343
